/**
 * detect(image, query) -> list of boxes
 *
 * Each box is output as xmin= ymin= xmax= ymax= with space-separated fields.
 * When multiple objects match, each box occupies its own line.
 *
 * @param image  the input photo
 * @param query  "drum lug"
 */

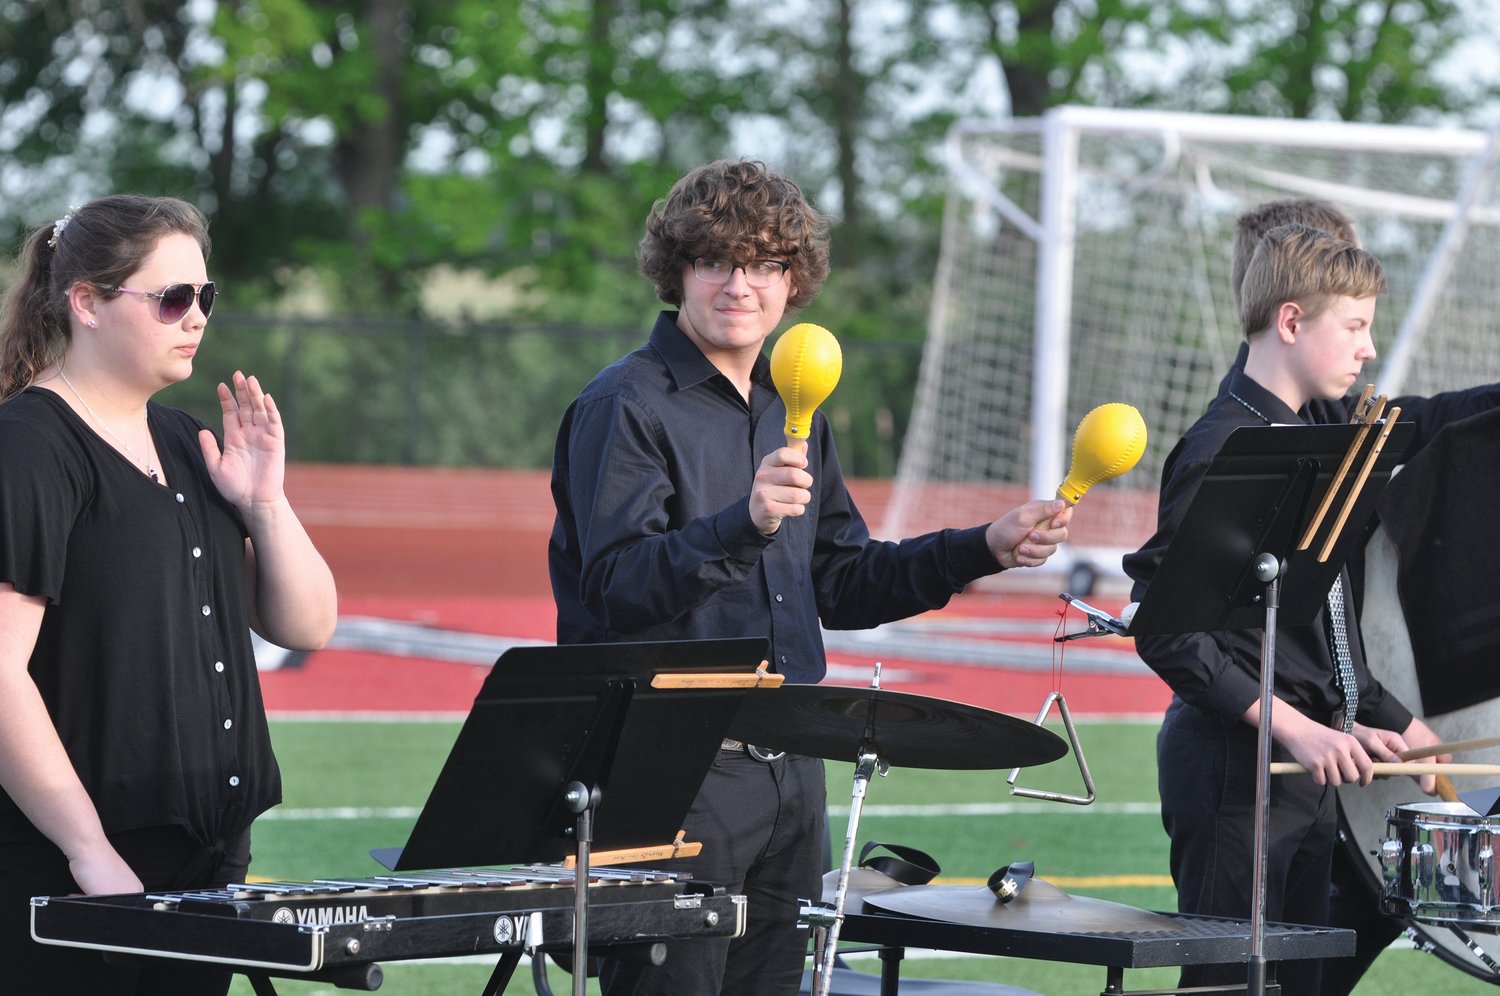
xmin=1379 ymin=839 xmax=1403 ymax=893
xmin=1414 ymin=842 xmax=1437 ymax=889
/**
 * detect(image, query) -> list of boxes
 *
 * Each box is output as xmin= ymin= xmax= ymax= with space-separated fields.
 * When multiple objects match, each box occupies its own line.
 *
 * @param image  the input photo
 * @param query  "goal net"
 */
xmin=883 ymin=106 xmax=1500 ymax=589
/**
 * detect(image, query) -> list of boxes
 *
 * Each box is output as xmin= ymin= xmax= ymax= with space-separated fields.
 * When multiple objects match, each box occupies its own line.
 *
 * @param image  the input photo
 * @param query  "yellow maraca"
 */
xmin=1057 ymin=402 xmax=1148 ymax=504
xmin=770 ymin=323 xmax=842 ymax=450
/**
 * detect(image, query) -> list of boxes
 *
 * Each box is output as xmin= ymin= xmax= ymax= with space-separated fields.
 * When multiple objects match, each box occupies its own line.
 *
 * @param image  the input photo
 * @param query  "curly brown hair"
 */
xmin=638 ymin=159 xmax=831 ymax=312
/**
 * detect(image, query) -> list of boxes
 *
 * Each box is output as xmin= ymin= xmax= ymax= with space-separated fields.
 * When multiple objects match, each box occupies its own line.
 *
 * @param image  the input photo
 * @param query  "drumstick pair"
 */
xmin=1271 ymin=736 xmax=1500 ymax=779
xmin=1270 ymin=761 xmax=1500 ymax=778
xmin=1297 ymin=385 xmax=1400 ymax=562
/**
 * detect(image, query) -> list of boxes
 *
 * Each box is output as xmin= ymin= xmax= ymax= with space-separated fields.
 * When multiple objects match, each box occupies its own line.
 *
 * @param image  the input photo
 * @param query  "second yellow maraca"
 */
xmin=1057 ymin=402 xmax=1148 ymax=504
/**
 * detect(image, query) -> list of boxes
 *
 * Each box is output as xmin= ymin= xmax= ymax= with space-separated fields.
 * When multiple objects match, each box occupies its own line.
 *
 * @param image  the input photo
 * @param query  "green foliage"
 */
xmin=1219 ymin=0 xmax=1466 ymax=121
xmin=156 ymin=312 xmax=919 ymax=473
xmin=3 ymin=0 xmax=1496 ymax=471
xmin=798 ymin=269 xmax=931 ymax=477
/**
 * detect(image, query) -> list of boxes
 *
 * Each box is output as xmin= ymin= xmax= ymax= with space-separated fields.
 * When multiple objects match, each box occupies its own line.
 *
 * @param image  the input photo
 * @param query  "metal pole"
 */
xmin=565 ymin=782 xmax=596 ymax=996
xmin=813 ymin=749 xmax=882 ymax=996
xmin=1248 ymin=553 xmax=1282 ymax=996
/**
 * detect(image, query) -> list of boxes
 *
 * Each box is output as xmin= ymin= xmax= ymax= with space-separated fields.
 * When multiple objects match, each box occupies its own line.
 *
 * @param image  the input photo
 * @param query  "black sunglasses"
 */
xmin=103 ymin=281 xmax=217 ymax=323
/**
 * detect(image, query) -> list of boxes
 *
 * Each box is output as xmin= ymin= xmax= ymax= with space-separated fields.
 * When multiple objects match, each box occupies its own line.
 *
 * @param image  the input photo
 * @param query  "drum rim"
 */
xmin=1390 ymin=800 xmax=1495 ymax=822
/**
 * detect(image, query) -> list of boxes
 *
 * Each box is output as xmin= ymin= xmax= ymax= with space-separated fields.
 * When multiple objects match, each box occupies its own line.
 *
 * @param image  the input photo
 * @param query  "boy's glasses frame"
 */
xmin=691 ymin=258 xmax=790 ymax=289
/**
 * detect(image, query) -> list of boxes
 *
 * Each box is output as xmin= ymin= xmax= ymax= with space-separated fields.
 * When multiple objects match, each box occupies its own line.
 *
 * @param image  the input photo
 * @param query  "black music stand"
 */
xmin=372 ymin=637 xmax=770 ymax=996
xmin=1129 ymin=421 xmax=1412 ymax=996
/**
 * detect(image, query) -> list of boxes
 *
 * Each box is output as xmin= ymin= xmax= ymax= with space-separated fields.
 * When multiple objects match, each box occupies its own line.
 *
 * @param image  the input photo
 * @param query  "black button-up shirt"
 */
xmin=0 ymin=389 xmax=277 ymax=846
xmin=549 ymin=313 xmax=1002 ymax=683
xmin=1124 ymin=367 xmax=1500 ymax=727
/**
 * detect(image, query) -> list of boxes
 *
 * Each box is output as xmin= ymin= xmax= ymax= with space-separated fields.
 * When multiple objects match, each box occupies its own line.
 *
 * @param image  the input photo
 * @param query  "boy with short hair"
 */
xmin=1217 ymin=197 xmax=1361 ymax=408
xmin=1230 ymin=199 xmax=1359 ymax=312
xmin=1123 ymin=222 xmax=1500 ymax=995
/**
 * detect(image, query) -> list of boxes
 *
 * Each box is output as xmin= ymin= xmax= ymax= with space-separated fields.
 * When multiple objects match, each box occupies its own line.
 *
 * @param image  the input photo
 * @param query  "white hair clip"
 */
xmin=47 ymin=206 xmax=78 ymax=250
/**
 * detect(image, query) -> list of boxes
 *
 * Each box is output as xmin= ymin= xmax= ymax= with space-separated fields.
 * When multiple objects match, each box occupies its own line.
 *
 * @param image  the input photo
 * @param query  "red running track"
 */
xmin=262 ymin=466 xmax=1170 ymax=719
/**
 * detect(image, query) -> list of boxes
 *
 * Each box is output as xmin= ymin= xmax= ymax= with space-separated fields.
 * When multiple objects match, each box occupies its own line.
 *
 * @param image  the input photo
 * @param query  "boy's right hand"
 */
xmin=1281 ymin=712 xmax=1389 ymax=787
xmin=750 ymin=446 xmax=814 ymax=536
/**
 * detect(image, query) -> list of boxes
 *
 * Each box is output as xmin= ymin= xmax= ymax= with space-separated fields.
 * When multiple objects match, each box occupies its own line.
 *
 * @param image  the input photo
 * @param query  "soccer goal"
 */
xmin=883 ymin=106 xmax=1500 ymax=591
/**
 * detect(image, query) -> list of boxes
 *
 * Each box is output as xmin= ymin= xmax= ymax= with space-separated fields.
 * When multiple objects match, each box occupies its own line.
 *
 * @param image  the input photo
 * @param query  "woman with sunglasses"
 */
xmin=0 ymin=194 xmax=337 ymax=993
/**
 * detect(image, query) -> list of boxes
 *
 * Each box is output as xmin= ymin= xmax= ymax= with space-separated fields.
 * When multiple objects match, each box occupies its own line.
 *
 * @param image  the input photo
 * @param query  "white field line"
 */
xmin=260 ymin=801 xmax=1160 ymax=821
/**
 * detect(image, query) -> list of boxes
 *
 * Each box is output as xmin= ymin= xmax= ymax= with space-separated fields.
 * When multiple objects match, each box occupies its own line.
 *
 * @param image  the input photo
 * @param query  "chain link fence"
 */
xmin=160 ymin=314 xmax=921 ymax=476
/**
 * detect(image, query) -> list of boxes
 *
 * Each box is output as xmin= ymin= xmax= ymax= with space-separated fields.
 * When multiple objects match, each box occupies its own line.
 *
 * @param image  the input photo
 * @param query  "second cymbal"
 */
xmin=726 ymin=684 xmax=1067 ymax=769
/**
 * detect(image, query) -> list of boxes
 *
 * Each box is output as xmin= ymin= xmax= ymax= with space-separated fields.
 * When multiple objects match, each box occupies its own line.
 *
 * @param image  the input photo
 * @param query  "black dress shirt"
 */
xmin=549 ymin=312 xmax=1002 ymax=683
xmin=1125 ymin=369 xmax=1500 ymax=728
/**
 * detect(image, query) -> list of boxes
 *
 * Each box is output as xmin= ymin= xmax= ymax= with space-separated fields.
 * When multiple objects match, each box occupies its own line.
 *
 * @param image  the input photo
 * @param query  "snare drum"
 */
xmin=1340 ymin=523 xmax=1500 ymax=982
xmin=1380 ymin=802 xmax=1500 ymax=925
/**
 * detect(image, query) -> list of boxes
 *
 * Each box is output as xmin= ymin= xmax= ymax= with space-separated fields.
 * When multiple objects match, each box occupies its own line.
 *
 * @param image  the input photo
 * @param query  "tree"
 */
xmin=202 ymin=0 xmax=544 ymax=308
xmin=0 ymin=2 xmax=205 ymax=231
xmin=1218 ymin=0 xmax=1468 ymax=122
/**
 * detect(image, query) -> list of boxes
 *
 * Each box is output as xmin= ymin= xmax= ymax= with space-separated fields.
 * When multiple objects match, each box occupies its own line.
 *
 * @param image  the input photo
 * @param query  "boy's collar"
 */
xmin=649 ymin=311 xmax=773 ymax=392
xmin=1225 ymin=369 xmax=1303 ymax=425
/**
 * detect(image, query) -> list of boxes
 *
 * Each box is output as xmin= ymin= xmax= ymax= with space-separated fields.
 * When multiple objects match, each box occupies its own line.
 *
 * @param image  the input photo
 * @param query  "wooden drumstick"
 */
xmin=1434 ymin=775 xmax=1460 ymax=803
xmin=1396 ymin=736 xmax=1500 ymax=762
xmin=1270 ymin=761 xmax=1500 ymax=777
xmin=1297 ymin=386 xmax=1378 ymax=552
xmin=1317 ymin=406 xmax=1399 ymax=563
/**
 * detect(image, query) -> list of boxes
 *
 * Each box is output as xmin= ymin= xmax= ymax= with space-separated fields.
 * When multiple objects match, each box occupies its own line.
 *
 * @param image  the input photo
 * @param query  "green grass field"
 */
xmin=224 ymin=720 xmax=1493 ymax=995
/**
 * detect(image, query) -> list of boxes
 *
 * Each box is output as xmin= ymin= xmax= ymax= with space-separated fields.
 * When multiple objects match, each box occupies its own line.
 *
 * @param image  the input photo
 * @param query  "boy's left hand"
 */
xmin=988 ymin=499 xmax=1072 ymax=569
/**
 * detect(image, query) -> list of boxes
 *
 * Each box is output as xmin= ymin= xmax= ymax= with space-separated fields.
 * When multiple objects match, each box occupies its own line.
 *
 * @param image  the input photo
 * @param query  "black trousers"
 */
xmin=600 ymin=749 xmax=826 ymax=996
xmin=0 ymin=825 xmax=251 ymax=996
xmin=1156 ymin=697 xmax=1337 ymax=996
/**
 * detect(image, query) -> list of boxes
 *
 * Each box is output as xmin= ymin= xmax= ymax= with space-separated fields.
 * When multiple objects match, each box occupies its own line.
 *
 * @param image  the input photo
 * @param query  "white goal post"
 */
xmin=883 ymin=106 xmax=1500 ymax=588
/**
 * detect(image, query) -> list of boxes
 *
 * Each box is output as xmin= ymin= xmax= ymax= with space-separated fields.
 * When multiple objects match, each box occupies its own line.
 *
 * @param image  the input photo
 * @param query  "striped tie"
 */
xmin=1327 ymin=574 xmax=1358 ymax=733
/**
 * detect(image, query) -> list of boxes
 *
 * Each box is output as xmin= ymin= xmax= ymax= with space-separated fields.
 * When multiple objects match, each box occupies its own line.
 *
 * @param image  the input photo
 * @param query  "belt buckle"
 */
xmin=720 ymin=737 xmax=785 ymax=762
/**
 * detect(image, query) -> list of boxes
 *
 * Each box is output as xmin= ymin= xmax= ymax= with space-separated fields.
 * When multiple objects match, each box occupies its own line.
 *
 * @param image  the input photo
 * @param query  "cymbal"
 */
xmin=726 ymin=684 xmax=1067 ymax=769
xmin=864 ymin=879 xmax=1186 ymax=935
xmin=820 ymin=867 xmax=912 ymax=910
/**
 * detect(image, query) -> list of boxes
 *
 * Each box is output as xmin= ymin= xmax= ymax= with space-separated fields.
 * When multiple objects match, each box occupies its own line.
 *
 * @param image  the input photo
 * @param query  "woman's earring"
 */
xmin=85 ymin=320 xmax=97 ymax=329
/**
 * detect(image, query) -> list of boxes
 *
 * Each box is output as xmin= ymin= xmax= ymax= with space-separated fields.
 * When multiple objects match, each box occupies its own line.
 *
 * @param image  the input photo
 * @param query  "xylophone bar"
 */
xmin=140 ymin=864 xmax=695 ymax=923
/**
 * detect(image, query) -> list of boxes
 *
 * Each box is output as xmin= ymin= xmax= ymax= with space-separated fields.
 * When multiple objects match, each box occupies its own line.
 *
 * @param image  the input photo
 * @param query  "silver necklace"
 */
xmin=1227 ymin=390 xmax=1272 ymax=425
xmin=57 ymin=367 xmax=161 ymax=483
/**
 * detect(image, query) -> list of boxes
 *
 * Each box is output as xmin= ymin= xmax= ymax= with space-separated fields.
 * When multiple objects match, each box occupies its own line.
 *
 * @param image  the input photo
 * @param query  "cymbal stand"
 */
xmin=805 ymin=664 xmax=890 ymax=996
xmin=808 ymin=745 xmax=886 ymax=996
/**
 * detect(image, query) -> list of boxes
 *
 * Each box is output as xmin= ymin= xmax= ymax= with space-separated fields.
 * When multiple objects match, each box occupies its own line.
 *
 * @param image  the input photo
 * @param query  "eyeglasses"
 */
xmin=692 ymin=258 xmax=790 ymax=289
xmin=102 ymin=282 xmax=217 ymax=323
